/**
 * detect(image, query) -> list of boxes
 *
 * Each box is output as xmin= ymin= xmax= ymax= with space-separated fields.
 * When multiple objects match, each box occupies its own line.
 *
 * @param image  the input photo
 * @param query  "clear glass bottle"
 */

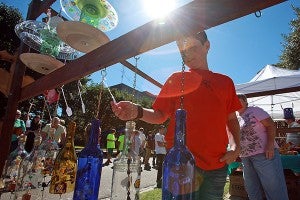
xmin=162 ymin=109 xmax=195 ymax=199
xmin=73 ymin=119 xmax=103 ymax=200
xmin=111 ymin=121 xmax=141 ymax=200
xmin=2 ymin=135 xmax=28 ymax=190
xmin=13 ymin=134 xmax=43 ymax=199
xmin=49 ymin=121 xmax=77 ymax=194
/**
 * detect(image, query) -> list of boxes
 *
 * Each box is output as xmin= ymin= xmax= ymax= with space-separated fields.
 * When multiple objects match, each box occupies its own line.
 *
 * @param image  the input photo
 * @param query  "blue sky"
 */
xmin=2 ymin=0 xmax=300 ymax=95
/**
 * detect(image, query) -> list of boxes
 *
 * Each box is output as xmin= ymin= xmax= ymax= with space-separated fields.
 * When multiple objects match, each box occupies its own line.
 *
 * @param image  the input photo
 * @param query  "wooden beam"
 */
xmin=0 ymin=44 xmax=28 ymax=176
xmin=120 ymin=60 xmax=163 ymax=88
xmin=26 ymin=0 xmax=56 ymax=20
xmin=245 ymin=86 xmax=300 ymax=98
xmin=20 ymin=0 xmax=286 ymax=102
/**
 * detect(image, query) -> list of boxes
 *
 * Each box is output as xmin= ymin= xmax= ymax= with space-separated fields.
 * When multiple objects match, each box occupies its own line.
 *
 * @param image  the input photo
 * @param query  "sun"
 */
xmin=143 ymin=0 xmax=176 ymax=19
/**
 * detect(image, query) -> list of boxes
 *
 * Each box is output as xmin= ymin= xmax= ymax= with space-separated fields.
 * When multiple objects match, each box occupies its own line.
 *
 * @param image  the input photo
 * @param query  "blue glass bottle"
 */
xmin=73 ymin=119 xmax=103 ymax=200
xmin=162 ymin=109 xmax=195 ymax=199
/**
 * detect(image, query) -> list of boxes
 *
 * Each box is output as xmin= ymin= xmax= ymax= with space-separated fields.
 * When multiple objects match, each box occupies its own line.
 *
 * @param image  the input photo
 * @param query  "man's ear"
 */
xmin=205 ymin=40 xmax=210 ymax=52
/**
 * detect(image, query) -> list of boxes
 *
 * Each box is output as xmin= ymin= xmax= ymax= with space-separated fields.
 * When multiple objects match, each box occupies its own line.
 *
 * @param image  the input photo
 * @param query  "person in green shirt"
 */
xmin=11 ymin=110 xmax=26 ymax=152
xmin=104 ymin=129 xmax=116 ymax=166
xmin=117 ymin=129 xmax=125 ymax=156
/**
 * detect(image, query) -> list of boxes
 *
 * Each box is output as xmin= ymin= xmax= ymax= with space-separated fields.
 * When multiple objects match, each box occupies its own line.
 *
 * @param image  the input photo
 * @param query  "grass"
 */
xmin=140 ymin=181 xmax=230 ymax=199
xmin=140 ymin=188 xmax=162 ymax=200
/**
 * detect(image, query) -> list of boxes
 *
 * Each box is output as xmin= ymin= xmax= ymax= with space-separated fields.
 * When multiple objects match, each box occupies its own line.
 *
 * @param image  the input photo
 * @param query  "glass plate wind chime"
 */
xmin=162 ymin=42 xmax=197 ymax=199
xmin=111 ymin=56 xmax=142 ymax=200
xmin=60 ymin=0 xmax=118 ymax=32
xmin=14 ymin=9 xmax=79 ymax=61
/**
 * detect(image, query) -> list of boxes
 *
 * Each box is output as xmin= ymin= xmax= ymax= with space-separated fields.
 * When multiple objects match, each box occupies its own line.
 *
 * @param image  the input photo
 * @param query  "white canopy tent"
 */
xmin=235 ymin=65 xmax=300 ymax=119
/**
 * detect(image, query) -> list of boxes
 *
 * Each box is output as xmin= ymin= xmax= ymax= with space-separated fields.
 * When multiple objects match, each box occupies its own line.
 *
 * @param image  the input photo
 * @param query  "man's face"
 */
xmin=176 ymin=37 xmax=209 ymax=69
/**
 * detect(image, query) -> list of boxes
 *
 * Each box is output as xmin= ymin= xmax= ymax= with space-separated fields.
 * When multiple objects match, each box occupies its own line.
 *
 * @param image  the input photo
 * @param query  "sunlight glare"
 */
xmin=143 ymin=0 xmax=176 ymax=19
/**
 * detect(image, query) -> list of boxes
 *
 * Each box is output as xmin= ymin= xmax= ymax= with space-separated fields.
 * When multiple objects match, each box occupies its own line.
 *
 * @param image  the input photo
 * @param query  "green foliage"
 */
xmin=0 ymin=3 xmax=23 ymax=70
xmin=277 ymin=6 xmax=300 ymax=70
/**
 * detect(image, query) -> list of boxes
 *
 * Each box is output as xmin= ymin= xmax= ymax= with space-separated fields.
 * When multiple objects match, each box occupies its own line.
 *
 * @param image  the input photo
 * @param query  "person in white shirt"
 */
xmin=154 ymin=125 xmax=167 ymax=188
xmin=283 ymin=107 xmax=300 ymax=146
xmin=41 ymin=117 xmax=66 ymax=147
xmin=138 ymin=127 xmax=146 ymax=163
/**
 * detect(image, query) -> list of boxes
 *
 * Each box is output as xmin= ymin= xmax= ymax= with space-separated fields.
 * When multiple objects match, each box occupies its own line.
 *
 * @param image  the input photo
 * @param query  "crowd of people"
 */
xmin=9 ymin=112 xmax=67 ymax=155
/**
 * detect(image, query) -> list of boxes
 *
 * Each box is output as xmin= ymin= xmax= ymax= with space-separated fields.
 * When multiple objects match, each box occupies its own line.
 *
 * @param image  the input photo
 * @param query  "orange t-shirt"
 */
xmin=153 ymin=69 xmax=241 ymax=170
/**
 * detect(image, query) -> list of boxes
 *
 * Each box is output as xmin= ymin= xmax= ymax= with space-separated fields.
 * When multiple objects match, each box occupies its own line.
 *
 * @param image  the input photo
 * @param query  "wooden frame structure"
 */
xmin=0 ymin=0 xmax=287 ymax=174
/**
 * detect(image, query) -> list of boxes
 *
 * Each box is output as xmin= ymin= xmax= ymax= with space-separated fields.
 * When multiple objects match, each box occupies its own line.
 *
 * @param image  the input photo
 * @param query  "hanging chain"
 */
xmin=180 ymin=42 xmax=186 ymax=109
xmin=133 ymin=56 xmax=140 ymax=92
xmin=131 ymin=56 xmax=140 ymax=118
xmin=96 ymin=68 xmax=107 ymax=118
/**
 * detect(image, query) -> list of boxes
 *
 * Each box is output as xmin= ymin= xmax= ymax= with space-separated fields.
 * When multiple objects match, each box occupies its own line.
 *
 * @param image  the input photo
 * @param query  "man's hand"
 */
xmin=220 ymin=148 xmax=240 ymax=165
xmin=111 ymin=101 xmax=138 ymax=120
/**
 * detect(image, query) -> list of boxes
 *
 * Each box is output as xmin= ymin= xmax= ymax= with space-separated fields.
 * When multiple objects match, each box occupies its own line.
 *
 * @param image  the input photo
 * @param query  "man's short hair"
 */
xmin=176 ymin=30 xmax=208 ymax=53
xmin=195 ymin=31 xmax=208 ymax=45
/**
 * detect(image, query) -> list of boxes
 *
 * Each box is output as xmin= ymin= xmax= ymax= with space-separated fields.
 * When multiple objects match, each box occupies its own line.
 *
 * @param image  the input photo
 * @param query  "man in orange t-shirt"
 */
xmin=111 ymin=31 xmax=241 ymax=199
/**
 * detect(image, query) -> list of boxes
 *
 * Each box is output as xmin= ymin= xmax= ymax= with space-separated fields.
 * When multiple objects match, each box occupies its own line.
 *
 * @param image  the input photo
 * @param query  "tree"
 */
xmin=277 ymin=6 xmax=300 ymax=70
xmin=0 ymin=3 xmax=22 ymax=70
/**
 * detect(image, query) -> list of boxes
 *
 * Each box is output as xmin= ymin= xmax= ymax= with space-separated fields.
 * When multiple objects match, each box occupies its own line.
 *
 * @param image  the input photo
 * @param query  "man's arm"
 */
xmin=220 ymin=112 xmax=241 ymax=164
xmin=227 ymin=112 xmax=241 ymax=152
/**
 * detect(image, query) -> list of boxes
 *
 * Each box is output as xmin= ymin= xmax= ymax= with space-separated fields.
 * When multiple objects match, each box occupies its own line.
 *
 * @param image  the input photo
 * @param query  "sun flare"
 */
xmin=143 ymin=0 xmax=176 ymax=19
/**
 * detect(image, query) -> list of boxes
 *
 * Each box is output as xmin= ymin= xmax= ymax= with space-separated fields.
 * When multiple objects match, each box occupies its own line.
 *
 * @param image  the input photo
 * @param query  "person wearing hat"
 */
xmin=283 ymin=107 xmax=300 ymax=146
xmin=111 ymin=31 xmax=242 ymax=198
xmin=237 ymin=94 xmax=288 ymax=200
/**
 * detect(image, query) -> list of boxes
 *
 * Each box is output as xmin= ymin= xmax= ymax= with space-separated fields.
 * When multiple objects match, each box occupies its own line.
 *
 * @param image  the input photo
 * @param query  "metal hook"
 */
xmin=255 ymin=11 xmax=262 ymax=18
xmin=101 ymin=68 xmax=107 ymax=77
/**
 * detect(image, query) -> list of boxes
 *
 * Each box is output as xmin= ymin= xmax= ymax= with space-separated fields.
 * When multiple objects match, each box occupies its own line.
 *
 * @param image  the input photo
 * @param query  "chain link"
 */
xmin=180 ymin=60 xmax=185 ymax=109
xmin=131 ymin=56 xmax=140 ymax=119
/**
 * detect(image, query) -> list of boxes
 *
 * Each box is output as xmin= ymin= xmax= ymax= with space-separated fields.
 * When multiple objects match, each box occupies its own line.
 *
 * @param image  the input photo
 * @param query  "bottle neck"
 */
xmin=174 ymin=109 xmax=186 ymax=147
xmin=87 ymin=119 xmax=101 ymax=147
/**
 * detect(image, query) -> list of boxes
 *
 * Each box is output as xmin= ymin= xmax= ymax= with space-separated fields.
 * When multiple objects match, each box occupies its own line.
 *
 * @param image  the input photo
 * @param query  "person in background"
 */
xmin=41 ymin=117 xmax=66 ymax=147
xmin=111 ymin=31 xmax=241 ymax=198
xmin=155 ymin=125 xmax=167 ymax=188
xmin=24 ymin=114 xmax=42 ymax=153
xmin=283 ymin=107 xmax=300 ymax=147
xmin=130 ymin=129 xmax=141 ymax=158
xmin=138 ymin=127 xmax=146 ymax=163
xmin=144 ymin=131 xmax=155 ymax=171
xmin=117 ymin=129 xmax=125 ymax=156
xmin=237 ymin=93 xmax=288 ymax=200
xmin=10 ymin=110 xmax=26 ymax=153
xmin=103 ymin=128 xmax=116 ymax=166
